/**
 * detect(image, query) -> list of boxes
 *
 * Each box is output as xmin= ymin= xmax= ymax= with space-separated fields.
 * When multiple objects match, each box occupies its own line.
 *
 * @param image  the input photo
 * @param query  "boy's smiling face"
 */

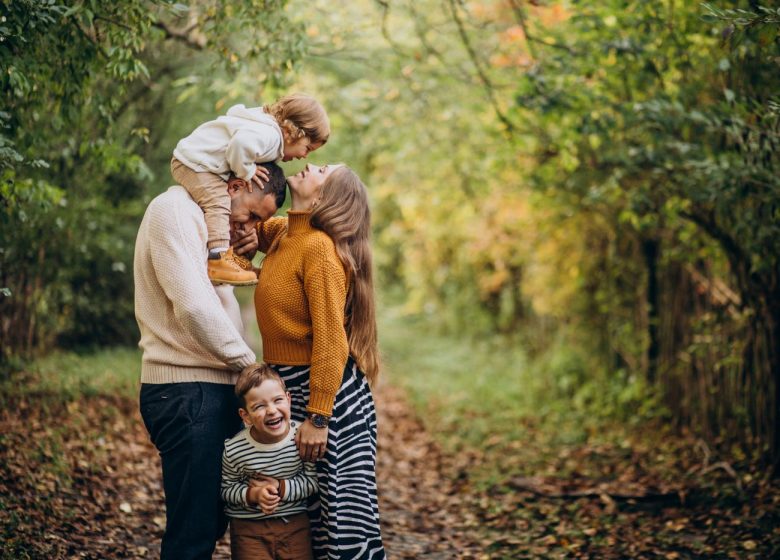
xmin=239 ymin=379 xmax=292 ymax=444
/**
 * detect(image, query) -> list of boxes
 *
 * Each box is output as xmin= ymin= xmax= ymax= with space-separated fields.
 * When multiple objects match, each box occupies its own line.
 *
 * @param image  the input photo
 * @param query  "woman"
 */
xmin=253 ymin=163 xmax=385 ymax=559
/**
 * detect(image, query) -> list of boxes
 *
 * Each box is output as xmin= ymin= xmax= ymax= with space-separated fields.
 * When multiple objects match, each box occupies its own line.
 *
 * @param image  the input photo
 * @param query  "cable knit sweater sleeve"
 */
xmin=145 ymin=194 xmax=256 ymax=370
xmin=257 ymin=217 xmax=289 ymax=254
xmin=302 ymin=235 xmax=350 ymax=415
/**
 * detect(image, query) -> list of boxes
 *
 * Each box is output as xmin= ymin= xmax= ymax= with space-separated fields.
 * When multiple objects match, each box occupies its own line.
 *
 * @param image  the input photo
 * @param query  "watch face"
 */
xmin=311 ymin=414 xmax=328 ymax=427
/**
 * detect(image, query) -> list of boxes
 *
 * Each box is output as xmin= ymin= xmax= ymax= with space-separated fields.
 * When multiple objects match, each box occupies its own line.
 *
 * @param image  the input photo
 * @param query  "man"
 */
xmin=134 ymin=164 xmax=287 ymax=559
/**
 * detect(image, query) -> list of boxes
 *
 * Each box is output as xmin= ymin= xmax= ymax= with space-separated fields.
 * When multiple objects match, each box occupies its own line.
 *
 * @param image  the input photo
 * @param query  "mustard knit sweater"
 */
xmin=254 ymin=211 xmax=350 ymax=416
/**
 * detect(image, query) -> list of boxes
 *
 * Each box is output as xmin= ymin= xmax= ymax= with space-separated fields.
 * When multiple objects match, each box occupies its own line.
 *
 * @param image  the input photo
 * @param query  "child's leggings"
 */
xmin=170 ymin=157 xmax=230 ymax=250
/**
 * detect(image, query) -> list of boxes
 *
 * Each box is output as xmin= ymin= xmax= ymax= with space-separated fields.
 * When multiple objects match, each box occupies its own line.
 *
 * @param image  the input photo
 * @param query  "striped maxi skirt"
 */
xmin=270 ymin=359 xmax=386 ymax=560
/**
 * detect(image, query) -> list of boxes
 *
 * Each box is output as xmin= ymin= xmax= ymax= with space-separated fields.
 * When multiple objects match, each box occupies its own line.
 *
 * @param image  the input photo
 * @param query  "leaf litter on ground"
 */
xmin=1 ymin=375 xmax=779 ymax=559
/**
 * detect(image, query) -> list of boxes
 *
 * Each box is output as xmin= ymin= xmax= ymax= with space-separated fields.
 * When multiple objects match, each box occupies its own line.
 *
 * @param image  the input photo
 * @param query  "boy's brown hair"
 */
xmin=235 ymin=363 xmax=286 ymax=408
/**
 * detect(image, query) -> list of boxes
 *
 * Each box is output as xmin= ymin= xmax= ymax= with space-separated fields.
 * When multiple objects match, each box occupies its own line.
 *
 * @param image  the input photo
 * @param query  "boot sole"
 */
xmin=210 ymin=279 xmax=258 ymax=286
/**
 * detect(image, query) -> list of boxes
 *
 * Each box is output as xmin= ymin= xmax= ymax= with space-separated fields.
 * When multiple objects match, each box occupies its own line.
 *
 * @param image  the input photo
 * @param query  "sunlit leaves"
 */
xmin=0 ymin=0 xmax=310 ymax=364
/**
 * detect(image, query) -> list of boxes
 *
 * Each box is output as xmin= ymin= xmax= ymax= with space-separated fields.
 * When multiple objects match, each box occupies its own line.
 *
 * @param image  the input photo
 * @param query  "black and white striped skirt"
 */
xmin=271 ymin=359 xmax=386 ymax=560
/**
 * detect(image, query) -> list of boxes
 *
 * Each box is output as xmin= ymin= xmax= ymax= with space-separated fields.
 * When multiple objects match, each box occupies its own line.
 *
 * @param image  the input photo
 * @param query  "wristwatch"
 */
xmin=309 ymin=413 xmax=331 ymax=428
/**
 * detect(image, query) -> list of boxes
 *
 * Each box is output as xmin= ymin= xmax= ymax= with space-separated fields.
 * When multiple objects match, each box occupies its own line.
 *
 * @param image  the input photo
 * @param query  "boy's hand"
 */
xmin=247 ymin=485 xmax=263 ymax=506
xmin=250 ymin=166 xmax=271 ymax=192
xmin=248 ymin=478 xmax=280 ymax=514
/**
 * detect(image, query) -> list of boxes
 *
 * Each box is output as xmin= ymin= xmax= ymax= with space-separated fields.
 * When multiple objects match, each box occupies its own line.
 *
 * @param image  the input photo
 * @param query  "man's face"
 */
xmin=229 ymin=191 xmax=277 ymax=243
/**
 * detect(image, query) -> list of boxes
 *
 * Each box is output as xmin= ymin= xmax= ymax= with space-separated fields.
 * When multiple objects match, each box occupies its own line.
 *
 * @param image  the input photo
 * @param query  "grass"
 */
xmin=3 ymin=346 xmax=142 ymax=401
xmin=1 ymin=309 xmax=776 ymax=558
xmin=0 ymin=346 xmax=142 ymax=492
xmin=381 ymin=309 xmax=592 ymax=438
xmin=377 ymin=305 xmax=669 ymax=484
xmin=0 ymin=347 xmax=151 ymax=560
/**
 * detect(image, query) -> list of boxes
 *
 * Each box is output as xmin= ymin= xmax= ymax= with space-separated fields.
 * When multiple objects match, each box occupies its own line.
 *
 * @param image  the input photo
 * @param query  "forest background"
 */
xmin=1 ymin=0 xmax=779 ymax=558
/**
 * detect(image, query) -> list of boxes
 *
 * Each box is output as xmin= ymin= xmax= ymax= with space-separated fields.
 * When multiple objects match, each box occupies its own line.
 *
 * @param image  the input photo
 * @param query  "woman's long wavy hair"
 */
xmin=310 ymin=166 xmax=379 ymax=384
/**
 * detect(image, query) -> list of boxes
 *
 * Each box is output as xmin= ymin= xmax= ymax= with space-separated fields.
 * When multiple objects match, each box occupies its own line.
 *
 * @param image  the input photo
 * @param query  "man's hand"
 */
xmin=231 ymin=225 xmax=258 ymax=259
xmin=296 ymin=419 xmax=328 ymax=462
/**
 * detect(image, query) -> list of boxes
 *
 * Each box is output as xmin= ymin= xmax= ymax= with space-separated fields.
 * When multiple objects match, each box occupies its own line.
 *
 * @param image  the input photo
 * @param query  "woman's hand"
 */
xmin=296 ymin=418 xmax=329 ymax=462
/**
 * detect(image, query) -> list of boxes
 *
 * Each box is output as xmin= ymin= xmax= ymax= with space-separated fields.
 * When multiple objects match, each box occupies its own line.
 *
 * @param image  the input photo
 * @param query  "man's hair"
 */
xmin=257 ymin=161 xmax=287 ymax=209
xmin=235 ymin=363 xmax=286 ymax=408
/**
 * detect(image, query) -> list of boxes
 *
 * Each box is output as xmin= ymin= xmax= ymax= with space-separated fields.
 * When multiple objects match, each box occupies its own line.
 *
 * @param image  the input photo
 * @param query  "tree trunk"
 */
xmin=766 ymin=291 xmax=780 ymax=475
xmin=643 ymin=237 xmax=660 ymax=385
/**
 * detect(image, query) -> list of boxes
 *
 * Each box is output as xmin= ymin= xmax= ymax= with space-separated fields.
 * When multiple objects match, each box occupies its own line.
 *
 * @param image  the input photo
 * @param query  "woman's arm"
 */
xmin=256 ymin=216 xmax=288 ymax=254
xmin=303 ymin=237 xmax=350 ymax=416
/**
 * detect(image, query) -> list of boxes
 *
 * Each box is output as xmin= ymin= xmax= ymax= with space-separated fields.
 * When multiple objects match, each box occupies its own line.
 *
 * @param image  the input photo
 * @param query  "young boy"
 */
xmin=221 ymin=363 xmax=318 ymax=560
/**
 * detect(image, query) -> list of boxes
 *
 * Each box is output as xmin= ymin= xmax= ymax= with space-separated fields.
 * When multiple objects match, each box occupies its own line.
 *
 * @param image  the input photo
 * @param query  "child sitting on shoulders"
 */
xmin=171 ymin=93 xmax=330 ymax=286
xmin=221 ymin=363 xmax=318 ymax=560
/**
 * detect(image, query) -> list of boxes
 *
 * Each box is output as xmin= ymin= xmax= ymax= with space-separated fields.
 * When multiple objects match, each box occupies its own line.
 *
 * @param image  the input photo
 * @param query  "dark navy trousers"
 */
xmin=140 ymin=382 xmax=242 ymax=560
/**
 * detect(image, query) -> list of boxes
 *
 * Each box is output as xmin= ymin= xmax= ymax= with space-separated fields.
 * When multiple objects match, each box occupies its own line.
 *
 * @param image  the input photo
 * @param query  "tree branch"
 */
xmin=445 ymin=0 xmax=515 ymax=135
xmin=152 ymin=20 xmax=205 ymax=50
xmin=679 ymin=209 xmax=749 ymax=274
xmin=506 ymin=0 xmax=578 ymax=56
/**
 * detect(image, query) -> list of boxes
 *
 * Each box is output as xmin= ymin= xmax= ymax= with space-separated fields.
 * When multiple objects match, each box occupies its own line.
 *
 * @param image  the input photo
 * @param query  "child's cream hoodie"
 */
xmin=173 ymin=104 xmax=284 ymax=182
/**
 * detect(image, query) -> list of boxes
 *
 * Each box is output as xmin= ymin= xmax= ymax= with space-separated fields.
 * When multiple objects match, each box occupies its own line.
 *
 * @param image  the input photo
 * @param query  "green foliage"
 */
xmin=378 ymin=305 xmax=662 ymax=475
xmin=0 ymin=0 xmax=308 ymax=370
xmin=3 ymin=0 xmax=779 ymax=465
xmin=290 ymin=0 xmax=779 ymax=464
xmin=515 ymin=0 xmax=779 ymax=457
xmin=15 ymin=347 xmax=142 ymax=400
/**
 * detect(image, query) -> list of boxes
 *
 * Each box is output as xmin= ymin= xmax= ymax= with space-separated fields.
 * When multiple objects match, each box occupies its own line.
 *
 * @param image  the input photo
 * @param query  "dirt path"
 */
xmin=0 ymin=382 xmax=482 ymax=558
xmin=374 ymin=383 xmax=482 ymax=559
xmin=4 ymin=376 xmax=778 ymax=558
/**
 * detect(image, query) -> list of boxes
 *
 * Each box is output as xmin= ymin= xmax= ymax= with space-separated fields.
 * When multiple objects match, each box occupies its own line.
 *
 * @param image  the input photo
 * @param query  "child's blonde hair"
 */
xmin=235 ymin=363 xmax=286 ymax=408
xmin=264 ymin=93 xmax=330 ymax=146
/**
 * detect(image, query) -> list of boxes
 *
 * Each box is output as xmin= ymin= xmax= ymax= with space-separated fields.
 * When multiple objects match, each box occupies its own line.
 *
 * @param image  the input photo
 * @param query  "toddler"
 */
xmin=221 ymin=363 xmax=318 ymax=559
xmin=171 ymin=93 xmax=330 ymax=285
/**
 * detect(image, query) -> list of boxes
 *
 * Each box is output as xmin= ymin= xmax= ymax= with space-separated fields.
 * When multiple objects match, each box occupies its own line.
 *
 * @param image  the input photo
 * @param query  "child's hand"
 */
xmin=258 ymin=484 xmax=280 ymax=514
xmin=250 ymin=166 xmax=271 ymax=192
xmin=248 ymin=478 xmax=280 ymax=514
xmin=247 ymin=485 xmax=264 ymax=507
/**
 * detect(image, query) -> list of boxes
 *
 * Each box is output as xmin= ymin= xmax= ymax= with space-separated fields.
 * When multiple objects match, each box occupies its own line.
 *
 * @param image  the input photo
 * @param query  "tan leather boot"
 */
xmin=233 ymin=252 xmax=259 ymax=276
xmin=207 ymin=247 xmax=258 ymax=286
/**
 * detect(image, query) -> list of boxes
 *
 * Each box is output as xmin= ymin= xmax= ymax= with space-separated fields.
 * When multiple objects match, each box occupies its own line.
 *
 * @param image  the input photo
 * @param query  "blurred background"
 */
xmin=1 ymin=1 xmax=779 ymax=555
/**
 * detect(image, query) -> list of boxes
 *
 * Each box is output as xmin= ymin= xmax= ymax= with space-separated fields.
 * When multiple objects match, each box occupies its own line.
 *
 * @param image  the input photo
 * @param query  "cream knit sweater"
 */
xmin=134 ymin=186 xmax=256 ymax=384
